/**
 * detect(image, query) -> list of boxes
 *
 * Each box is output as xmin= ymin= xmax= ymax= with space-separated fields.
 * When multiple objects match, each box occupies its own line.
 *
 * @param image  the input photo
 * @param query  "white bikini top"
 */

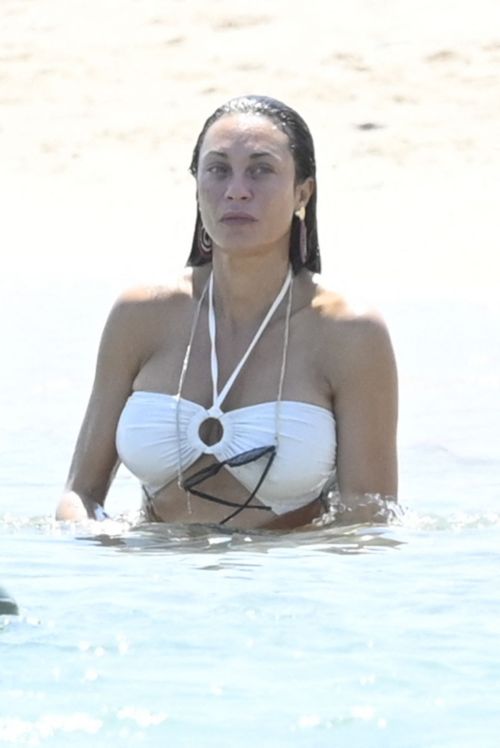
xmin=116 ymin=270 xmax=337 ymax=516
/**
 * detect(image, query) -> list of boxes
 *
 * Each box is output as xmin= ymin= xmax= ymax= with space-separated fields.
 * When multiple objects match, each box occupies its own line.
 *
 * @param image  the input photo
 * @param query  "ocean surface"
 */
xmin=1 ymin=277 xmax=499 ymax=747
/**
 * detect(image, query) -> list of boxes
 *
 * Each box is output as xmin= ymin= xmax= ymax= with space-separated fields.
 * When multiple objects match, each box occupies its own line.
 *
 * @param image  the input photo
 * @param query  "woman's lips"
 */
xmin=220 ymin=212 xmax=257 ymax=224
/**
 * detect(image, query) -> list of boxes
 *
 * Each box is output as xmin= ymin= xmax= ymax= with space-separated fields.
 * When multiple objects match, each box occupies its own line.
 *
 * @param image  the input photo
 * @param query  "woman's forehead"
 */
xmin=199 ymin=113 xmax=290 ymax=158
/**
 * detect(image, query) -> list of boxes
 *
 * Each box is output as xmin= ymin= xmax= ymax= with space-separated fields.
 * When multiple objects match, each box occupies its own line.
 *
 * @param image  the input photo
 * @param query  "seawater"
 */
xmin=1 ymin=280 xmax=499 ymax=747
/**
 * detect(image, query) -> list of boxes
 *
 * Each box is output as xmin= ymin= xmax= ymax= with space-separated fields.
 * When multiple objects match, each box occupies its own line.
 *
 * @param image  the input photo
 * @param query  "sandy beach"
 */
xmin=1 ymin=0 xmax=499 ymax=297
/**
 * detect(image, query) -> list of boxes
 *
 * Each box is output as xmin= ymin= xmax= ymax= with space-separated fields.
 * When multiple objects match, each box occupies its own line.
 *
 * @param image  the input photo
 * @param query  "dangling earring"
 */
xmin=295 ymin=206 xmax=307 ymax=264
xmin=198 ymin=224 xmax=213 ymax=257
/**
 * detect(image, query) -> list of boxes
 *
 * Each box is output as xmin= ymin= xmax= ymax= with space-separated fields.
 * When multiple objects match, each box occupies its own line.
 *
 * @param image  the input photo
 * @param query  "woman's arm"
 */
xmin=55 ymin=291 xmax=147 ymax=521
xmin=331 ymin=312 xmax=398 ymax=523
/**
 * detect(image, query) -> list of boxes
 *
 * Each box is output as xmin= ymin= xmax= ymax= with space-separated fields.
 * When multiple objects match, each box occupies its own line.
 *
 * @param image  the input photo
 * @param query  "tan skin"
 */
xmin=56 ymin=113 xmax=398 ymax=530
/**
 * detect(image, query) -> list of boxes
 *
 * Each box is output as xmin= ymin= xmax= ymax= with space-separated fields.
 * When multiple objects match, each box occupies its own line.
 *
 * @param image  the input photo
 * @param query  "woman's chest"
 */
xmin=132 ymin=310 xmax=333 ymax=411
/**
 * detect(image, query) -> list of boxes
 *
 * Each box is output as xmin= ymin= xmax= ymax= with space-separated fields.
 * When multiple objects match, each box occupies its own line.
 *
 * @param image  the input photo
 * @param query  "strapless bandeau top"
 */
xmin=116 ymin=391 xmax=336 ymax=515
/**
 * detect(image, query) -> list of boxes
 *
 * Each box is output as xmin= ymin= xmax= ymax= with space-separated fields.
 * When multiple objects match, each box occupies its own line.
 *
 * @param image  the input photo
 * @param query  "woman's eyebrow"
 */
xmin=249 ymin=151 xmax=277 ymax=159
xmin=204 ymin=150 xmax=228 ymax=159
xmin=203 ymin=150 xmax=279 ymax=160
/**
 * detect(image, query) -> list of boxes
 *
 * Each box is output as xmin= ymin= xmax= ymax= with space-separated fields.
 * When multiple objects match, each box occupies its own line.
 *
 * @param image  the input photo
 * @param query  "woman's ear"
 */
xmin=295 ymin=177 xmax=315 ymax=211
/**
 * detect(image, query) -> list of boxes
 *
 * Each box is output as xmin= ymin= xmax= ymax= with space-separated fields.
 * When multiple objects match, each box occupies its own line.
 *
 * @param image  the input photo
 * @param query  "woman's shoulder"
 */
xmin=309 ymin=279 xmax=394 ymax=364
xmin=311 ymin=279 xmax=386 ymax=325
xmin=114 ymin=269 xmax=195 ymax=310
xmin=101 ymin=270 xmax=197 ymax=343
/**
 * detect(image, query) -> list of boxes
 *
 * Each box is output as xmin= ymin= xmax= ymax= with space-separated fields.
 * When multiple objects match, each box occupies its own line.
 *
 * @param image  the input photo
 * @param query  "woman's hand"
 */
xmin=55 ymin=491 xmax=109 ymax=521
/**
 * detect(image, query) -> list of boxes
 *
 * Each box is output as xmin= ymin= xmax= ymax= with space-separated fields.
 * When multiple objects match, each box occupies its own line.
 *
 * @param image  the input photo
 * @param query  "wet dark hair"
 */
xmin=186 ymin=94 xmax=320 ymax=274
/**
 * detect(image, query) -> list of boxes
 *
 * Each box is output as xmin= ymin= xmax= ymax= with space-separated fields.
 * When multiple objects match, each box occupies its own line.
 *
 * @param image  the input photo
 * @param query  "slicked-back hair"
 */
xmin=186 ymin=95 xmax=321 ymax=274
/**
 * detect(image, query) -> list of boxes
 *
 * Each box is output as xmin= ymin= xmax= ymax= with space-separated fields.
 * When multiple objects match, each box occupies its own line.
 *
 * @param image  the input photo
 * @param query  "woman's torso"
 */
xmin=115 ymin=268 xmax=341 ymax=528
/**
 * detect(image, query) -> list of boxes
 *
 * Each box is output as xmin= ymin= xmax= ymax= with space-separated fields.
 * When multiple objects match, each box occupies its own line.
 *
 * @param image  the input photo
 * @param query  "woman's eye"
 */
xmin=207 ymin=164 xmax=229 ymax=175
xmin=250 ymin=164 xmax=273 ymax=176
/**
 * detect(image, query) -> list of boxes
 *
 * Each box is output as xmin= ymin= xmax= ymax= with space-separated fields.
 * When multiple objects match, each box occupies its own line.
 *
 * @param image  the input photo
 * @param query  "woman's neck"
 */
xmin=209 ymin=251 xmax=292 ymax=327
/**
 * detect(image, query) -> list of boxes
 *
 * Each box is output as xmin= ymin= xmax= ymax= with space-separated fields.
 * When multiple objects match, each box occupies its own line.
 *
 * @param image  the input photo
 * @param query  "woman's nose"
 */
xmin=225 ymin=174 xmax=252 ymax=201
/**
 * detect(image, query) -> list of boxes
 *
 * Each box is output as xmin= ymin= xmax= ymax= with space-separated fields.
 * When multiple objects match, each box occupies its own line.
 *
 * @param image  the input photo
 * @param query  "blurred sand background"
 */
xmin=1 ymin=0 xmax=499 ymax=297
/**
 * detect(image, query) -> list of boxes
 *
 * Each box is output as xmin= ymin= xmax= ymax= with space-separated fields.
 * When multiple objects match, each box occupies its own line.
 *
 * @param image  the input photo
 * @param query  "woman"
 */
xmin=56 ymin=95 xmax=398 ymax=530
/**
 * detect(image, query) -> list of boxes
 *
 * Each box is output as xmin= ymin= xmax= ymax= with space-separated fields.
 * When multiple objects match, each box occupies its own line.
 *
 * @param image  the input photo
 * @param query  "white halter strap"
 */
xmin=175 ymin=269 xmax=294 ymax=502
xmin=208 ymin=270 xmax=293 ymax=413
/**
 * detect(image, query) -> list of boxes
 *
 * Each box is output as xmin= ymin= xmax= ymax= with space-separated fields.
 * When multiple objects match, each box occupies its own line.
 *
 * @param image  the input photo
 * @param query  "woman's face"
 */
xmin=196 ymin=113 xmax=313 ymax=257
